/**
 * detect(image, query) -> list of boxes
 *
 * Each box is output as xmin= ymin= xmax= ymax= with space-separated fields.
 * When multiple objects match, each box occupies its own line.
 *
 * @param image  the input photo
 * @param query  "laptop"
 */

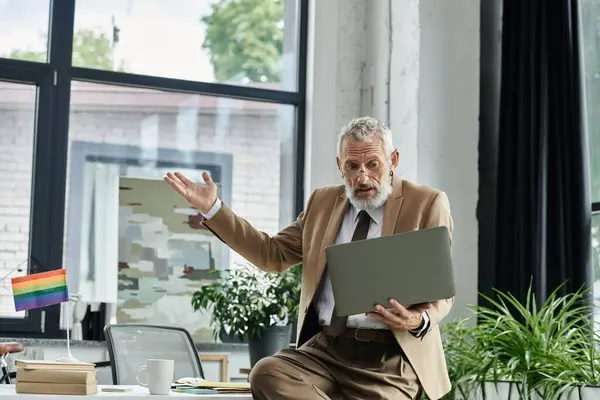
xmin=324 ymin=226 xmax=455 ymax=317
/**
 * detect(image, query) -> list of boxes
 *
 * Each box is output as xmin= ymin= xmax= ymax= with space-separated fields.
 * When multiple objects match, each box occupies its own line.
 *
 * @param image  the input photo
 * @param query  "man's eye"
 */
xmin=368 ymin=162 xmax=379 ymax=168
xmin=346 ymin=164 xmax=358 ymax=170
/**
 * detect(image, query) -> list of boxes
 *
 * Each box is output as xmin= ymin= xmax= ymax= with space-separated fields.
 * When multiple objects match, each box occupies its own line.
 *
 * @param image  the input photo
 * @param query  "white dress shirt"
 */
xmin=202 ymin=199 xmax=429 ymax=335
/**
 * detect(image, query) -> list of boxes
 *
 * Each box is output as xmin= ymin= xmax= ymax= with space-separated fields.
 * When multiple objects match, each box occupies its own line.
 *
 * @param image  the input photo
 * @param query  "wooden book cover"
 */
xmin=17 ymin=368 xmax=96 ymax=384
xmin=15 ymin=360 xmax=95 ymax=371
xmin=16 ymin=381 xmax=98 ymax=395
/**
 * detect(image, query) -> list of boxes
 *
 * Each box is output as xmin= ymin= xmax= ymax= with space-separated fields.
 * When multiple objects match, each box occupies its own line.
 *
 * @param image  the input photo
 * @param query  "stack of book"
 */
xmin=15 ymin=360 xmax=97 ymax=395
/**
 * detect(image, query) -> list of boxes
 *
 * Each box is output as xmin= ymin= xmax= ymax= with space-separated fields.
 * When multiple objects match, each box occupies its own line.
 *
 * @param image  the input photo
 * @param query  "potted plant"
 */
xmin=191 ymin=263 xmax=302 ymax=366
xmin=437 ymin=281 xmax=600 ymax=400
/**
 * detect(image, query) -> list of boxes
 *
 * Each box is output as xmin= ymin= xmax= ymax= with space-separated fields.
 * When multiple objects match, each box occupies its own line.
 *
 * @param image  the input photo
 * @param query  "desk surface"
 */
xmin=0 ymin=385 xmax=252 ymax=399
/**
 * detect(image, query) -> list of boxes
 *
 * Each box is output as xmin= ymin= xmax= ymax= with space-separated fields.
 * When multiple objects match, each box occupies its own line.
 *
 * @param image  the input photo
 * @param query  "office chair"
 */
xmin=103 ymin=324 xmax=204 ymax=385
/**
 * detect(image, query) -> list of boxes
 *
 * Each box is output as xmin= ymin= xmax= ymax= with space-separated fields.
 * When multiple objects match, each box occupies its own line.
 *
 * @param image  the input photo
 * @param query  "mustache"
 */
xmin=354 ymin=184 xmax=378 ymax=191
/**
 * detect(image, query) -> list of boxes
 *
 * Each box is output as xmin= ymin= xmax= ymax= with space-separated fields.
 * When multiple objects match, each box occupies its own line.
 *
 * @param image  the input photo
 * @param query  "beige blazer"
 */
xmin=203 ymin=176 xmax=454 ymax=400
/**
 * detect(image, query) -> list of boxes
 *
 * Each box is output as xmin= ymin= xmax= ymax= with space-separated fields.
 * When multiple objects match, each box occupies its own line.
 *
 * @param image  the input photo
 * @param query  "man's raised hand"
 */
xmin=164 ymin=172 xmax=218 ymax=214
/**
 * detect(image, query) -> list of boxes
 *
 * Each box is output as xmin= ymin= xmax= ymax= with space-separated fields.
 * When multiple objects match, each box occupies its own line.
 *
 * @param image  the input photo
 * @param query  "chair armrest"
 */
xmin=93 ymin=361 xmax=111 ymax=368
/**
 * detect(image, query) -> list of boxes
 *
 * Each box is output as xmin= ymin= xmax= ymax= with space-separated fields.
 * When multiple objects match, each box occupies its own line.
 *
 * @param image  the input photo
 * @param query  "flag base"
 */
xmin=56 ymin=352 xmax=80 ymax=363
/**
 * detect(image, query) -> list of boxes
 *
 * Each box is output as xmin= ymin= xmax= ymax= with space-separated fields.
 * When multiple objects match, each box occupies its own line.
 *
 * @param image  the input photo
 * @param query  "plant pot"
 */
xmin=452 ymin=382 xmax=516 ymax=400
xmin=580 ymin=385 xmax=600 ymax=400
xmin=453 ymin=382 xmax=600 ymax=400
xmin=290 ymin=319 xmax=298 ymax=344
xmin=219 ymin=331 xmax=245 ymax=343
xmin=248 ymin=325 xmax=293 ymax=367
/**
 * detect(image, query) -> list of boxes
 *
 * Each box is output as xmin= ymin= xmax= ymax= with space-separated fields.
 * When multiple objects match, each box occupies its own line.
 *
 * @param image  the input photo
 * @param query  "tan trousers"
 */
xmin=249 ymin=331 xmax=421 ymax=400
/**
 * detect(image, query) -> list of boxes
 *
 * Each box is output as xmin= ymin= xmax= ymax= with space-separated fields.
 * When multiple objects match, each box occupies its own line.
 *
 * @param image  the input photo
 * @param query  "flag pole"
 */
xmin=56 ymin=298 xmax=80 ymax=363
xmin=65 ymin=300 xmax=72 ymax=355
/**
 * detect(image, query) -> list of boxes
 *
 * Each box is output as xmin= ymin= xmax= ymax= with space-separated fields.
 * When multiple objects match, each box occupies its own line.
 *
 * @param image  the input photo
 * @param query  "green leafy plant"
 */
xmin=285 ymin=263 xmax=302 ymax=317
xmin=201 ymin=0 xmax=284 ymax=83
xmin=191 ymin=263 xmax=301 ymax=342
xmin=440 ymin=281 xmax=600 ymax=400
xmin=439 ymin=318 xmax=483 ymax=399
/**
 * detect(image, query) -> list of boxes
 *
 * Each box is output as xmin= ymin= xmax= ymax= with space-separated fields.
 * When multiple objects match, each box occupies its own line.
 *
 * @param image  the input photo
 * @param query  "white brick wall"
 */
xmin=0 ymin=107 xmax=35 ymax=317
xmin=0 ymin=84 xmax=291 ymax=317
xmin=66 ymin=108 xmax=283 ymax=233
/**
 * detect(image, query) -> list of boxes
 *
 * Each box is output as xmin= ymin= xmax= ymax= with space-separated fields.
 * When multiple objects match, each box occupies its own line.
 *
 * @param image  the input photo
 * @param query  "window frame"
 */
xmin=0 ymin=0 xmax=308 ymax=338
xmin=0 ymin=59 xmax=57 ymax=336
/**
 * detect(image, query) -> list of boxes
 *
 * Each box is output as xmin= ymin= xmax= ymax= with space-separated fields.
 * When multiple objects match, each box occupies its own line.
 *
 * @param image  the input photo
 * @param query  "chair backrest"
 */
xmin=104 ymin=324 xmax=204 ymax=385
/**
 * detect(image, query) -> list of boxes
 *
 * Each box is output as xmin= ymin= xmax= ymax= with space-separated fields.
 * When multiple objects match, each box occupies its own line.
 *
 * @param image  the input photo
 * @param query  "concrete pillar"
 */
xmin=361 ymin=0 xmax=392 ymax=125
xmin=305 ymin=0 xmax=366 ymax=194
xmin=306 ymin=0 xmax=419 ymax=190
xmin=306 ymin=0 xmax=480 ymax=320
xmin=388 ymin=0 xmax=420 ymax=183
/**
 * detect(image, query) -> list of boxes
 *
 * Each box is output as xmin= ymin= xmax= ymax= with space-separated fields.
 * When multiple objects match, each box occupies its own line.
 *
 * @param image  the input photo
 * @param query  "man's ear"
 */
xmin=391 ymin=149 xmax=400 ymax=169
xmin=336 ymin=156 xmax=342 ymax=171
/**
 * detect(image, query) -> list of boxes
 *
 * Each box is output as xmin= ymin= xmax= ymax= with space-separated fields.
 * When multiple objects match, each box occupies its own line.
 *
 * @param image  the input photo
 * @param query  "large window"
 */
xmin=0 ymin=0 xmax=307 ymax=340
xmin=582 ymin=0 xmax=600 ymax=327
xmin=70 ymin=0 xmax=300 ymax=90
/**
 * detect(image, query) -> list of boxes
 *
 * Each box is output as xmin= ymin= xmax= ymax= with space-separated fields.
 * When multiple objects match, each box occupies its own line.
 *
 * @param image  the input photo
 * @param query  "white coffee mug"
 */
xmin=136 ymin=359 xmax=174 ymax=395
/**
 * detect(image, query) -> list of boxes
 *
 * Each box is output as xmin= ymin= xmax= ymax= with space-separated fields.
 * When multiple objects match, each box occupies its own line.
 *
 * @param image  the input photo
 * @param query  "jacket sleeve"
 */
xmin=202 ymin=190 xmax=317 ymax=273
xmin=420 ymin=191 xmax=454 ymax=333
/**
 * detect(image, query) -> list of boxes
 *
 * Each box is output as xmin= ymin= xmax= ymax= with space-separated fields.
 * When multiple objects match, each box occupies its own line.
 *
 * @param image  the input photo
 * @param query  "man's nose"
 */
xmin=357 ymin=173 xmax=369 ymax=184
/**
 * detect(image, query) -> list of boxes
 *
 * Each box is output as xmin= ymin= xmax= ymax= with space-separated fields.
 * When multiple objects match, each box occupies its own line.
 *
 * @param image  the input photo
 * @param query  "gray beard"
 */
xmin=345 ymin=173 xmax=393 ymax=211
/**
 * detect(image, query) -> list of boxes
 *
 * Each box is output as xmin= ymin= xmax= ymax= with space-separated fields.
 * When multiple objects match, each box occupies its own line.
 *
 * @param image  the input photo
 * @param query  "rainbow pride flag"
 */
xmin=11 ymin=269 xmax=69 ymax=312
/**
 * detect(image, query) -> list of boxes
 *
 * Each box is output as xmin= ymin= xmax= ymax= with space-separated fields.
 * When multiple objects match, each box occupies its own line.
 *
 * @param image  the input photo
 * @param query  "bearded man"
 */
xmin=165 ymin=116 xmax=454 ymax=400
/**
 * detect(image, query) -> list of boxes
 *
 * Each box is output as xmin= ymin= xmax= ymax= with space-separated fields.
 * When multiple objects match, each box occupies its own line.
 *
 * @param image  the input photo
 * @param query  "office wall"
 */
xmin=306 ymin=0 xmax=480 ymax=322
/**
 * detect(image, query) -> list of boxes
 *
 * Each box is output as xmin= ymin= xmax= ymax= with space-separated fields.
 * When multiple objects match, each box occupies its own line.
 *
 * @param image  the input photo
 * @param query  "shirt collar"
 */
xmin=351 ymin=205 xmax=384 ymax=225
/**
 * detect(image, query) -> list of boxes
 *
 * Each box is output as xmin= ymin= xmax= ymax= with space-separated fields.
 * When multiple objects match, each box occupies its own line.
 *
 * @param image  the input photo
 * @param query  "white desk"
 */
xmin=0 ymin=385 xmax=252 ymax=399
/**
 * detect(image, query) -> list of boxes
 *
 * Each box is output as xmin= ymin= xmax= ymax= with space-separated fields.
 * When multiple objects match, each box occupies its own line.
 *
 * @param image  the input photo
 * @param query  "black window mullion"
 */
xmin=293 ymin=0 xmax=309 ymax=218
xmin=70 ymin=67 xmax=301 ymax=105
xmin=30 ymin=0 xmax=76 ymax=339
xmin=0 ymin=59 xmax=47 ymax=83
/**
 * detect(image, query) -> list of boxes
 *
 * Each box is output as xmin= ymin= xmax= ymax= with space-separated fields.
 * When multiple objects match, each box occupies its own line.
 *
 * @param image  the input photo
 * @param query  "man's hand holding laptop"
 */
xmin=366 ymin=300 xmax=432 ymax=331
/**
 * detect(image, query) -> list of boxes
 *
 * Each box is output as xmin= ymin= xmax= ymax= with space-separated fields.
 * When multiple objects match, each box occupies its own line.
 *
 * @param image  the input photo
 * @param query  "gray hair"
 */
xmin=337 ymin=117 xmax=394 ymax=158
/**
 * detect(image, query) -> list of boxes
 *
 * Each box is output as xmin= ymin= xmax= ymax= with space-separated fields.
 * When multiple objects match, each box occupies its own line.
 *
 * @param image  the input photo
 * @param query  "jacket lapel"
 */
xmin=314 ymin=192 xmax=348 ymax=288
xmin=381 ymin=176 xmax=404 ymax=236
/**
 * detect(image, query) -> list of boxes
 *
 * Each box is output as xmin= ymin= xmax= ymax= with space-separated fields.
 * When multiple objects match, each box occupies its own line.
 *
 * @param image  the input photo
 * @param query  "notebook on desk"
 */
xmin=325 ymin=226 xmax=455 ymax=317
xmin=173 ymin=377 xmax=251 ymax=393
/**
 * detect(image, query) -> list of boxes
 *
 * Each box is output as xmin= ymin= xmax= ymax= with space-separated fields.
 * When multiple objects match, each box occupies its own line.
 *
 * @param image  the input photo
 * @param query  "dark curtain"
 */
xmin=492 ymin=0 xmax=591 ymax=304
